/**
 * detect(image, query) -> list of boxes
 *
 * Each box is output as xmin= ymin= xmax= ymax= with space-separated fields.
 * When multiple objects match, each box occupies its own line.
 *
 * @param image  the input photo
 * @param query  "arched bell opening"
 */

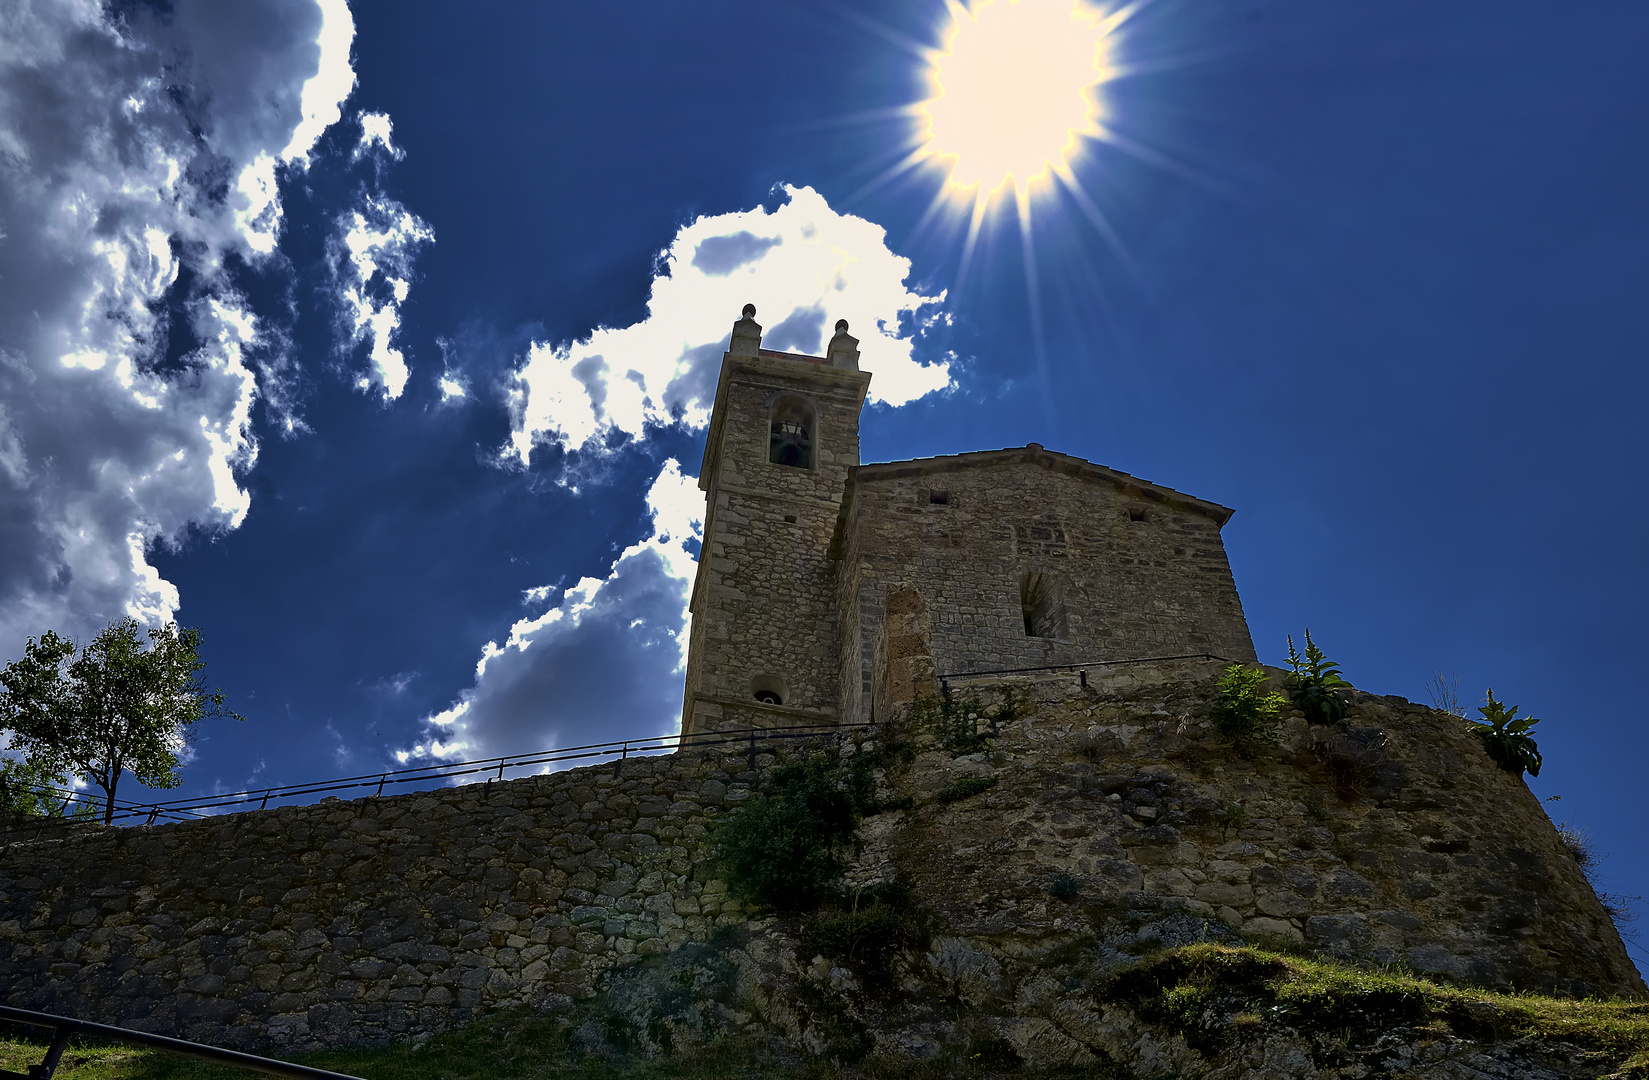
xmin=768 ymin=394 xmax=816 ymax=470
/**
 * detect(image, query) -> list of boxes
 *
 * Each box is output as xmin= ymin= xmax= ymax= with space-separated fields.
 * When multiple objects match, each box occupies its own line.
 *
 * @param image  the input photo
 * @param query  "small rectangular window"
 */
xmin=783 ymin=513 xmax=798 ymax=524
xmin=1128 ymin=507 xmax=1149 ymax=522
xmin=929 ymin=490 xmax=950 ymax=505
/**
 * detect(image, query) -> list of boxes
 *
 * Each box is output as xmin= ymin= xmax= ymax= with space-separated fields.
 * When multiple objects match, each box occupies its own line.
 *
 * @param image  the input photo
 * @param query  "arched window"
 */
xmin=1021 ymin=573 xmax=1069 ymax=639
xmin=768 ymin=395 xmax=816 ymax=469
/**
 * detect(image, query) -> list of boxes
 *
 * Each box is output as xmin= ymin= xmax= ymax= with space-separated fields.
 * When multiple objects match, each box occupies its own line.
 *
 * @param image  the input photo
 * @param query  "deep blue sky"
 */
xmin=4 ymin=0 xmax=1646 ymax=966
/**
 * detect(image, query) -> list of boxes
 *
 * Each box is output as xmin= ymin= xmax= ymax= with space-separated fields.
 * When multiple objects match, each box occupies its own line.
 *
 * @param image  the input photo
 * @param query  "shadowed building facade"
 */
xmin=680 ymin=306 xmax=1257 ymax=738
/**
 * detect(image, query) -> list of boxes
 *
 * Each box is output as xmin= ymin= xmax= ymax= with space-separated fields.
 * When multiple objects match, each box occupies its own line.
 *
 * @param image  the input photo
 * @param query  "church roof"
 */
xmin=841 ymin=442 xmax=1236 ymax=526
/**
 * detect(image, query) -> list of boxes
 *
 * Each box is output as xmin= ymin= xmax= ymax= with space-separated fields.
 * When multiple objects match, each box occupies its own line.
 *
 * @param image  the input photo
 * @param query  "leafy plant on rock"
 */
xmin=707 ymin=752 xmax=874 ymax=912
xmin=1284 ymin=630 xmax=1351 ymax=725
xmin=802 ymin=882 xmax=927 ymax=993
xmin=1470 ymin=689 xmax=1542 ymax=777
xmin=910 ymin=686 xmax=1023 ymax=756
xmin=1211 ymin=664 xmax=1285 ymax=756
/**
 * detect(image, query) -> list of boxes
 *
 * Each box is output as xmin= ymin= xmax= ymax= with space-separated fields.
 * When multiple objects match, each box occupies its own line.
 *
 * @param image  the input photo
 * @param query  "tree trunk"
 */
xmin=101 ymin=773 xmax=117 ymax=826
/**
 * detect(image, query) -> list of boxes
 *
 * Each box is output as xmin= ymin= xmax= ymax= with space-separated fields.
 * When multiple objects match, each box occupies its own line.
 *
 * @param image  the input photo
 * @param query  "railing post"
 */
xmin=31 ymin=1023 xmax=72 ymax=1080
xmin=748 ymin=730 xmax=757 ymax=774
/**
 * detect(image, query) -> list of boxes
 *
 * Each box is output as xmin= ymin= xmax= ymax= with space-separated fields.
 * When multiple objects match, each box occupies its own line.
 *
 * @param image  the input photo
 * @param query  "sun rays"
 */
xmin=919 ymin=0 xmax=1123 ymax=202
xmin=826 ymin=0 xmax=1146 ymax=293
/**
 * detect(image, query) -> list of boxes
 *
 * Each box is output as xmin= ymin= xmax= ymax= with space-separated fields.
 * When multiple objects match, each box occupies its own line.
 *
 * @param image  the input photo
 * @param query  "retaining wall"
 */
xmin=1 ymin=662 xmax=1639 ymax=1053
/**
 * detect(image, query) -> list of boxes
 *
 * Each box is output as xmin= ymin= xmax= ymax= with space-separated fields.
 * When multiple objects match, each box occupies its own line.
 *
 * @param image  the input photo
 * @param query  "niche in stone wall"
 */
xmin=751 ymin=674 xmax=789 ymax=706
xmin=768 ymin=394 xmax=816 ymax=469
xmin=1021 ymin=573 xmax=1069 ymax=639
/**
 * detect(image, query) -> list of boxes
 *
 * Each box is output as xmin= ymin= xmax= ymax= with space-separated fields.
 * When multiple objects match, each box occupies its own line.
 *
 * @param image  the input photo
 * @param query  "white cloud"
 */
xmin=355 ymin=111 xmax=403 ymax=161
xmin=329 ymin=181 xmax=434 ymax=402
xmin=507 ymin=184 xmax=952 ymax=465
xmin=0 ymin=0 xmax=356 ymax=654
xmin=282 ymin=0 xmax=357 ymax=165
xmin=405 ymin=460 xmax=702 ymax=762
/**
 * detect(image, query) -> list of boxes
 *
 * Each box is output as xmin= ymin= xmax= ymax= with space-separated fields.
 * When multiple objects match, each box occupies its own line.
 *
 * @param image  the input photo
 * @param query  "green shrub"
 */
xmin=1470 ymin=689 xmax=1542 ymax=777
xmin=934 ymin=776 xmax=997 ymax=804
xmin=1284 ymin=630 xmax=1351 ymax=724
xmin=707 ymin=753 xmax=874 ymax=911
xmin=1211 ymin=664 xmax=1284 ymax=755
xmin=1213 ymin=801 xmax=1248 ymax=836
xmin=802 ymin=882 xmax=926 ymax=992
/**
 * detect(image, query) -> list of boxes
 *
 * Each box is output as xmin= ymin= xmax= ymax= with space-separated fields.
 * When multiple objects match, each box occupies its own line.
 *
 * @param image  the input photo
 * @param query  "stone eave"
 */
xmin=828 ymin=443 xmax=1235 ymax=558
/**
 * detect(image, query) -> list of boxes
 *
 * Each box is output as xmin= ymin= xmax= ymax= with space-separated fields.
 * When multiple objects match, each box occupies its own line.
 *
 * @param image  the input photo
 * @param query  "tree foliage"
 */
xmin=1284 ymin=630 xmax=1351 ymax=725
xmin=0 ymin=618 xmax=238 ymax=824
xmin=1212 ymin=664 xmax=1286 ymax=756
xmin=0 ymin=756 xmax=81 ymax=819
xmin=1470 ymin=689 xmax=1542 ymax=777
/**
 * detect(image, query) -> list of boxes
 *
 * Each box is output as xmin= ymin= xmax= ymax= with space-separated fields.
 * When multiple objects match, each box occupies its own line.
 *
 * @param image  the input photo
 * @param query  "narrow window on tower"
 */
xmin=1021 ymin=573 xmax=1069 ymax=639
xmin=768 ymin=394 xmax=816 ymax=469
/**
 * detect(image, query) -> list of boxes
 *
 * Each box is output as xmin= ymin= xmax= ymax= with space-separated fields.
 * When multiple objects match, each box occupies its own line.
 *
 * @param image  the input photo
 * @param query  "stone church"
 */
xmin=681 ymin=305 xmax=1258 ymax=737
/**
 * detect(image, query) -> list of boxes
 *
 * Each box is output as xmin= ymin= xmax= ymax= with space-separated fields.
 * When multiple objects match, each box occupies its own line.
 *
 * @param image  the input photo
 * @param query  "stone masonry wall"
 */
xmin=0 ymin=749 xmax=767 ymax=1050
xmin=681 ymin=352 xmax=868 ymax=736
xmin=835 ymin=449 xmax=1256 ymax=724
xmin=2 ymin=663 xmax=1638 ymax=1055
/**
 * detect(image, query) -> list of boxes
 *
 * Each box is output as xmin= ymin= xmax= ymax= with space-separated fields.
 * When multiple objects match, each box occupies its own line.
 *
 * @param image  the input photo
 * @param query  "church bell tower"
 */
xmin=679 ymin=305 xmax=871 ymax=737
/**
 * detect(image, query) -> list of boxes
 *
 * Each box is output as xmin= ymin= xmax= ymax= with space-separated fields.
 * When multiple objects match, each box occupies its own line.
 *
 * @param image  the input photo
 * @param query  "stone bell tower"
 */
xmin=680 ymin=305 xmax=871 ymax=738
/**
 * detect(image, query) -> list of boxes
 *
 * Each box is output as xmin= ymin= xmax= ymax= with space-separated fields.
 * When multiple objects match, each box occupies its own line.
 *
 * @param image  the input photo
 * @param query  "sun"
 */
xmin=919 ymin=0 xmax=1122 ymax=202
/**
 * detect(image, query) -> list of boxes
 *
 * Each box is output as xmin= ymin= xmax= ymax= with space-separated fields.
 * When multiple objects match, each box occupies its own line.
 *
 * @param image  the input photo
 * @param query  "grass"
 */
xmin=1108 ymin=944 xmax=1649 ymax=1075
xmin=4 ymin=946 xmax=1646 ymax=1080
xmin=0 ymin=1021 xmax=1040 ymax=1080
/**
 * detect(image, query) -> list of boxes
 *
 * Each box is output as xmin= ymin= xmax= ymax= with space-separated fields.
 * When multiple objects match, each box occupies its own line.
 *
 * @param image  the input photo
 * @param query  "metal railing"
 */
xmin=938 ymin=651 xmax=1234 ymax=682
xmin=3 ymin=722 xmax=867 ymax=832
xmin=6 ymin=655 xmax=1230 ymax=833
xmin=0 ymin=1004 xmax=363 ymax=1080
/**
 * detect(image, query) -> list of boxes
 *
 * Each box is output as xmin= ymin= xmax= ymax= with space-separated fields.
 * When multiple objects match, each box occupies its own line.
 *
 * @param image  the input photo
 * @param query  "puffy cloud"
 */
xmin=329 ymin=186 xmax=434 ymax=400
xmin=405 ymin=460 xmax=701 ymax=762
xmin=0 ymin=0 xmax=355 ymax=653
xmin=354 ymin=111 xmax=403 ymax=161
xmin=507 ymin=185 xmax=953 ymax=465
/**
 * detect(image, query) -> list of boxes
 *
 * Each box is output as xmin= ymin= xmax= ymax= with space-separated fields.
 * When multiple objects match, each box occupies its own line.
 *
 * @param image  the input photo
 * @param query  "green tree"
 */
xmin=0 ymin=618 xmax=239 ymax=824
xmin=0 ymin=756 xmax=75 ymax=818
xmin=1470 ymin=689 xmax=1542 ymax=777
xmin=1284 ymin=630 xmax=1352 ymax=724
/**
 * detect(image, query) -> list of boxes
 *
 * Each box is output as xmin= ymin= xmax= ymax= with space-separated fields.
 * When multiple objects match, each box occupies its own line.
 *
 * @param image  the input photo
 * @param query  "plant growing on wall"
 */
xmin=1211 ymin=665 xmax=1285 ymax=756
xmin=1284 ymin=630 xmax=1351 ymax=724
xmin=1470 ymin=689 xmax=1542 ymax=777
xmin=707 ymin=752 xmax=875 ymax=911
xmin=909 ymin=686 xmax=1023 ymax=755
xmin=0 ymin=618 xmax=239 ymax=824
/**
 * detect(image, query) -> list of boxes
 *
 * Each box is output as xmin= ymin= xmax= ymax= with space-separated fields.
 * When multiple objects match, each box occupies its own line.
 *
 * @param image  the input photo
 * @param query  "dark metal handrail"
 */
xmin=5 ymin=722 xmax=870 ymax=829
xmin=0 ymin=1004 xmax=363 ymax=1080
xmin=937 ymin=652 xmax=1234 ymax=680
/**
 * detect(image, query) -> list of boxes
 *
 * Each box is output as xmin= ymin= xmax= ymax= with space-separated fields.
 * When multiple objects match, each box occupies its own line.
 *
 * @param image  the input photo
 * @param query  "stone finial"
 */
xmin=826 ymin=318 xmax=860 ymax=370
xmin=730 ymin=303 xmax=762 ymax=356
